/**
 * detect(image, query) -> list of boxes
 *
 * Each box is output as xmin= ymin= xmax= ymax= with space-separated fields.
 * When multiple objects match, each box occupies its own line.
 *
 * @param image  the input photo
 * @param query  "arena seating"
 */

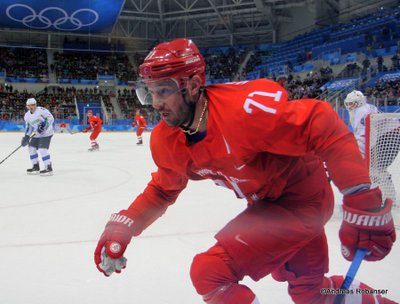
xmin=1 ymin=5 xmax=400 ymax=129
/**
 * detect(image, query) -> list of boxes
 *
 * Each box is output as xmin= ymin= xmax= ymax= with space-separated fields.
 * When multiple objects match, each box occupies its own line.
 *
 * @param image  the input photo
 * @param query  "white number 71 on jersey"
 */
xmin=243 ymin=90 xmax=283 ymax=114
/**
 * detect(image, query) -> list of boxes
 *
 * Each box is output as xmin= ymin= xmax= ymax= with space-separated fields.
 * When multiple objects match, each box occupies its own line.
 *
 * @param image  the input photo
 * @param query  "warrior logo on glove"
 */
xmin=339 ymin=188 xmax=396 ymax=262
xmin=343 ymin=209 xmax=393 ymax=227
xmin=109 ymin=213 xmax=134 ymax=227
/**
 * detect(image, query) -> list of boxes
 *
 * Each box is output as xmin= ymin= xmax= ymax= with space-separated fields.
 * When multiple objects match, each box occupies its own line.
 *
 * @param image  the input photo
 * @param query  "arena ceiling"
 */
xmin=0 ymin=0 xmax=397 ymax=52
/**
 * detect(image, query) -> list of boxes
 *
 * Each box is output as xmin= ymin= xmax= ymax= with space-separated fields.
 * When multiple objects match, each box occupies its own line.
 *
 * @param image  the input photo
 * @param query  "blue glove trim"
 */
xmin=37 ymin=120 xmax=47 ymax=134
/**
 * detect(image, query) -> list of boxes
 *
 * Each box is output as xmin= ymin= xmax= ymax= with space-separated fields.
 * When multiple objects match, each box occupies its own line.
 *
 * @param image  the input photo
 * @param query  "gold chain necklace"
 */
xmin=181 ymin=98 xmax=208 ymax=135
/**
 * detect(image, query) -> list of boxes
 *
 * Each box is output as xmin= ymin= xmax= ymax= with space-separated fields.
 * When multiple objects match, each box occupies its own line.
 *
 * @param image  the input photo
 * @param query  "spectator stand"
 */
xmin=0 ymin=70 xmax=5 ymax=83
xmin=363 ymin=71 xmax=400 ymax=110
xmin=97 ymin=74 xmax=118 ymax=124
xmin=242 ymin=5 xmax=400 ymax=83
xmin=202 ymin=46 xmax=247 ymax=83
xmin=0 ymin=47 xmax=49 ymax=84
xmin=3 ymin=5 xmax=400 ymax=132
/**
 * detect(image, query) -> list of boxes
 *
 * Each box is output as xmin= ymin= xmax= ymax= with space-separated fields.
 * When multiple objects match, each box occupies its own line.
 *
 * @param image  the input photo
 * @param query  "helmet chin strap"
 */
xmin=180 ymin=86 xmax=205 ymax=130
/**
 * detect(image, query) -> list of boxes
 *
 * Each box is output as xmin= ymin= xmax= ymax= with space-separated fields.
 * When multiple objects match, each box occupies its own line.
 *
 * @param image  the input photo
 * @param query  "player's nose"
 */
xmin=152 ymin=95 xmax=164 ymax=110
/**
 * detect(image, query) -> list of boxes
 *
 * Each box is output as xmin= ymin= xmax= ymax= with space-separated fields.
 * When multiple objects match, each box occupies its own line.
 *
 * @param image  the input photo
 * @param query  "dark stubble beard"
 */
xmin=163 ymin=99 xmax=193 ymax=127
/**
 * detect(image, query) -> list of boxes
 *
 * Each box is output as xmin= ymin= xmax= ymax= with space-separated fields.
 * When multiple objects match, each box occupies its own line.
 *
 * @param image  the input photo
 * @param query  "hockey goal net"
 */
xmin=366 ymin=113 xmax=400 ymax=229
xmin=54 ymin=122 xmax=71 ymax=133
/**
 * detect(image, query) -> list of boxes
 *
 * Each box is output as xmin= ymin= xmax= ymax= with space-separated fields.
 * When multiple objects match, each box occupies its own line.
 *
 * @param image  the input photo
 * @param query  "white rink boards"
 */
xmin=0 ymin=131 xmax=399 ymax=303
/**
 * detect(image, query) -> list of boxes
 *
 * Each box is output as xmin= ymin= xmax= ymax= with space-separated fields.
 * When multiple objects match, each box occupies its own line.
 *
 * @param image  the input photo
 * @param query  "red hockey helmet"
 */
xmin=139 ymin=38 xmax=206 ymax=84
xmin=136 ymin=39 xmax=206 ymax=105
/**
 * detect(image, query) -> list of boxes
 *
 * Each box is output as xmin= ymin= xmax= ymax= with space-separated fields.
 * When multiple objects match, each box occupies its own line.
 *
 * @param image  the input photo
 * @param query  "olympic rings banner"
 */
xmin=0 ymin=0 xmax=124 ymax=33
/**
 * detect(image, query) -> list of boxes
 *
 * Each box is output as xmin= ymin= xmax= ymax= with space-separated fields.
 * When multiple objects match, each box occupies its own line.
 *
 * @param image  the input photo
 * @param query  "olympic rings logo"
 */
xmin=6 ymin=4 xmax=99 ymax=31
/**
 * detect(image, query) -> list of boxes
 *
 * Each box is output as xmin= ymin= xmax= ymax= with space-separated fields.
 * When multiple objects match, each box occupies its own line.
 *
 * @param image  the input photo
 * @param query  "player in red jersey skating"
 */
xmin=83 ymin=110 xmax=102 ymax=151
xmin=94 ymin=39 xmax=397 ymax=304
xmin=131 ymin=109 xmax=147 ymax=145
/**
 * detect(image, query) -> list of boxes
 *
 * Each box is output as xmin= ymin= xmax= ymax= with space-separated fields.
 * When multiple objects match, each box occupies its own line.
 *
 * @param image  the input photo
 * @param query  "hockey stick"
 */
xmin=333 ymin=248 xmax=368 ymax=304
xmin=0 ymin=133 xmax=36 ymax=165
xmin=68 ymin=128 xmax=85 ymax=135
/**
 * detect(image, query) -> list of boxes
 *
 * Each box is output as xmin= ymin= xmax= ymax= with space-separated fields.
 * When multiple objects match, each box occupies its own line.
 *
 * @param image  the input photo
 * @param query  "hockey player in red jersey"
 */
xmin=59 ymin=121 xmax=67 ymax=133
xmin=94 ymin=39 xmax=397 ymax=304
xmin=82 ymin=110 xmax=102 ymax=151
xmin=131 ymin=108 xmax=147 ymax=145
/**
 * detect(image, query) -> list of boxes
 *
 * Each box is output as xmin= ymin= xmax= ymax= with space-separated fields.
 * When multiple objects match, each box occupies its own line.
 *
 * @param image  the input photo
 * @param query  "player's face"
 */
xmin=26 ymin=104 xmax=36 ymax=113
xmin=146 ymin=79 xmax=191 ymax=127
xmin=87 ymin=112 xmax=93 ymax=118
xmin=345 ymin=101 xmax=357 ymax=111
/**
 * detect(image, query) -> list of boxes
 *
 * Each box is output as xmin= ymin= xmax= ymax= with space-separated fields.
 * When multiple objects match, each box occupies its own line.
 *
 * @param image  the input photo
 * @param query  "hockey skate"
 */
xmin=40 ymin=164 xmax=53 ymax=176
xmin=88 ymin=143 xmax=100 ymax=151
xmin=136 ymin=140 xmax=143 ymax=145
xmin=27 ymin=163 xmax=40 ymax=175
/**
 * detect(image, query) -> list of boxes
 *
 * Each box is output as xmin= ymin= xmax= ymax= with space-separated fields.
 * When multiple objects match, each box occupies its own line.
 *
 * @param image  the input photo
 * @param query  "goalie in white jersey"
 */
xmin=344 ymin=90 xmax=378 ymax=158
xmin=21 ymin=98 xmax=54 ymax=175
xmin=345 ymin=90 xmax=400 ymax=229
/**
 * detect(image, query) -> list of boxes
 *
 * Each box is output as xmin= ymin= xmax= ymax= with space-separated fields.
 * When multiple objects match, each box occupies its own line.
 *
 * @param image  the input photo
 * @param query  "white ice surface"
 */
xmin=0 ymin=132 xmax=399 ymax=303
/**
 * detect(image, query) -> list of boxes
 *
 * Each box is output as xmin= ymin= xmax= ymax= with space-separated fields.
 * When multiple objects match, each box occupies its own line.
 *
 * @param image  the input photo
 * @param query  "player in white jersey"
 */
xmin=344 ymin=90 xmax=378 ymax=158
xmin=21 ymin=98 xmax=54 ymax=175
xmin=345 ymin=90 xmax=400 ymax=228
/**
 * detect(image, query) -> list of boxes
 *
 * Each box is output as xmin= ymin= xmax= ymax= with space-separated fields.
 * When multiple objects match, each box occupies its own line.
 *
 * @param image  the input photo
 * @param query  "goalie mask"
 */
xmin=344 ymin=90 xmax=366 ymax=111
xmin=135 ymin=38 xmax=206 ymax=105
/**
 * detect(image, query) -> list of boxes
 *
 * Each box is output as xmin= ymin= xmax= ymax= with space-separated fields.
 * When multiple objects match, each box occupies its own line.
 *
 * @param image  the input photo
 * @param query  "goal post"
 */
xmin=54 ymin=122 xmax=71 ymax=133
xmin=365 ymin=113 xmax=400 ymax=229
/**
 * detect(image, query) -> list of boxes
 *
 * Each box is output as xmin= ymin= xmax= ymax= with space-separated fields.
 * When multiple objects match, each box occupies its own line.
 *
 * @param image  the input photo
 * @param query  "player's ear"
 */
xmin=189 ymin=75 xmax=202 ymax=97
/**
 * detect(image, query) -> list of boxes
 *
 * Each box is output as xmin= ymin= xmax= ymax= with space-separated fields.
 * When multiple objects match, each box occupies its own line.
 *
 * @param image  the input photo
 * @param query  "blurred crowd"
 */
xmin=0 ymin=48 xmax=48 ymax=79
xmin=1 ymin=42 xmax=400 ymax=124
xmin=52 ymin=51 xmax=137 ymax=81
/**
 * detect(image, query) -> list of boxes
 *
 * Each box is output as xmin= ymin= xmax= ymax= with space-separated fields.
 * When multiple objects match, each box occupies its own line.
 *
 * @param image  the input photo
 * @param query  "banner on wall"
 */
xmin=378 ymin=71 xmax=400 ymax=82
xmin=321 ymin=78 xmax=359 ymax=91
xmin=0 ymin=0 xmax=124 ymax=33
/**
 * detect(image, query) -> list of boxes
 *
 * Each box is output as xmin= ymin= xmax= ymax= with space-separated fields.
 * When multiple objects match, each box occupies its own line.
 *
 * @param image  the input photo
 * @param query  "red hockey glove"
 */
xmin=339 ymin=187 xmax=396 ymax=261
xmin=94 ymin=210 xmax=136 ymax=276
xmin=82 ymin=127 xmax=89 ymax=133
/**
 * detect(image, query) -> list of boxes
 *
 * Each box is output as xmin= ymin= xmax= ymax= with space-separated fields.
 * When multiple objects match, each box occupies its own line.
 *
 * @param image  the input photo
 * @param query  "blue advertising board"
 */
xmin=0 ymin=0 xmax=124 ymax=33
xmin=321 ymin=78 xmax=359 ymax=91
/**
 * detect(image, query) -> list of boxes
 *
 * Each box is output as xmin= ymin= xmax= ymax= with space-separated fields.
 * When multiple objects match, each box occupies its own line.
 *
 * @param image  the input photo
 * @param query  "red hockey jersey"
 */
xmin=88 ymin=115 xmax=102 ymax=130
xmin=132 ymin=114 xmax=147 ymax=128
xmin=126 ymin=79 xmax=369 ymax=235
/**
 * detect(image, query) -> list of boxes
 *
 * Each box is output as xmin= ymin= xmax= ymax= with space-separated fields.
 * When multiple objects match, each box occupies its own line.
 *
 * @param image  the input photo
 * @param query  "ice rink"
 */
xmin=0 ymin=131 xmax=399 ymax=304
